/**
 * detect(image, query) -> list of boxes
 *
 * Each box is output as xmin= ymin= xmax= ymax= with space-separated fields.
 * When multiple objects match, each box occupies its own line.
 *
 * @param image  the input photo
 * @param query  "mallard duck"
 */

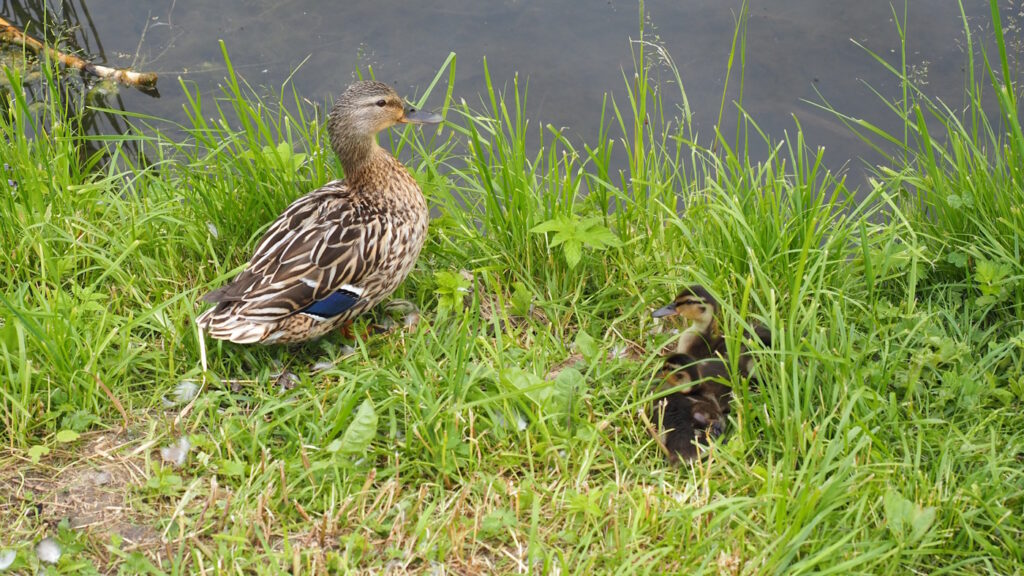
xmin=649 ymin=353 xmax=730 ymax=463
xmin=652 ymin=284 xmax=771 ymax=381
xmin=197 ymin=81 xmax=442 ymax=344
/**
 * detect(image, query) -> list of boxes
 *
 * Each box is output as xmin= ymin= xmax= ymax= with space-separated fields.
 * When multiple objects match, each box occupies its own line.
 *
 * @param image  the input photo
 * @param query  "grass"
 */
xmin=1 ymin=1 xmax=1023 ymax=573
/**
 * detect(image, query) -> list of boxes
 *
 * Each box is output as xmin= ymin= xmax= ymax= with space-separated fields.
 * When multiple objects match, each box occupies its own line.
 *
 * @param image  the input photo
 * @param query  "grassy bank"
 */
xmin=1 ymin=2 xmax=1022 ymax=574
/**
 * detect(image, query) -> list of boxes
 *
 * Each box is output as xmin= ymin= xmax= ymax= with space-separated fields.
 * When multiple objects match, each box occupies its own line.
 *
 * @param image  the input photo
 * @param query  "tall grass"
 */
xmin=815 ymin=1 xmax=1024 ymax=297
xmin=0 ymin=1 xmax=1022 ymax=573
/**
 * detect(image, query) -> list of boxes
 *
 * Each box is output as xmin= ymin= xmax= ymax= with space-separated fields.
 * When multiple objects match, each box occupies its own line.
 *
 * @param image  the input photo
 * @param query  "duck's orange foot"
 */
xmin=338 ymin=320 xmax=355 ymax=341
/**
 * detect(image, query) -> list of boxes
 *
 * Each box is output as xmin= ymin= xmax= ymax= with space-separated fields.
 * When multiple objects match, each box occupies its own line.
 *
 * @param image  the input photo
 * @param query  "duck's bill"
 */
xmin=651 ymin=304 xmax=678 ymax=318
xmin=401 ymin=108 xmax=443 ymax=124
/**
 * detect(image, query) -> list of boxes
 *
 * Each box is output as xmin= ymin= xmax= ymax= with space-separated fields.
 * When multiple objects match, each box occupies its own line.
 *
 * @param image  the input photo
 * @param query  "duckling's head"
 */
xmin=658 ymin=353 xmax=700 ymax=389
xmin=651 ymin=284 xmax=719 ymax=326
xmin=327 ymin=81 xmax=441 ymax=173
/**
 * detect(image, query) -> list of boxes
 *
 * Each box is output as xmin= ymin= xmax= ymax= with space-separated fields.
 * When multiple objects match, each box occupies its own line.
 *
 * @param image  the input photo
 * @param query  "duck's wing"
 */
xmin=202 ymin=182 xmax=380 ymax=322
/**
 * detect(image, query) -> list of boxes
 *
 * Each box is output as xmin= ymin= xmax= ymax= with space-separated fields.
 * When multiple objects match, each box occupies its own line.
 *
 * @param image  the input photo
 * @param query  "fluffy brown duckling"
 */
xmin=649 ymin=353 xmax=731 ymax=463
xmin=652 ymin=285 xmax=771 ymax=382
xmin=652 ymin=284 xmax=724 ymax=360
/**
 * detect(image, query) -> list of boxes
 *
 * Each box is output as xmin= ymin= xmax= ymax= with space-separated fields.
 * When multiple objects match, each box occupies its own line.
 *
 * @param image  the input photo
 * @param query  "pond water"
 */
xmin=2 ymin=0 xmax=1021 ymax=187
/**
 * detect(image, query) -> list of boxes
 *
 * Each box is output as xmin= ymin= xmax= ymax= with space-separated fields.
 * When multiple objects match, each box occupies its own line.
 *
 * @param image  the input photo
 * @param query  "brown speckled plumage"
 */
xmin=196 ymin=81 xmax=440 ymax=344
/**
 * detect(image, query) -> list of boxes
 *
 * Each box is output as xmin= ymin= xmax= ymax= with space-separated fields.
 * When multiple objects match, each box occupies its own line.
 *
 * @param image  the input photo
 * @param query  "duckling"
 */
xmin=662 ymin=352 xmax=733 ymax=409
xmin=652 ymin=284 xmax=724 ymax=360
xmin=197 ymin=81 xmax=442 ymax=345
xmin=652 ymin=285 xmax=770 ymax=381
xmin=649 ymin=353 xmax=729 ymax=463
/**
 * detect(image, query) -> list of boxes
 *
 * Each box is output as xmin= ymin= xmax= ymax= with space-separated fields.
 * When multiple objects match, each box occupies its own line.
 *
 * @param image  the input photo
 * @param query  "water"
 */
xmin=2 ymin=0 xmax=1020 ymax=187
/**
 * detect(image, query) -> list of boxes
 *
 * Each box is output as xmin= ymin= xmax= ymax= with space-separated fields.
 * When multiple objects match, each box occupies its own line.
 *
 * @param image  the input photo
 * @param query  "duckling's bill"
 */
xmin=651 ymin=303 xmax=678 ymax=318
xmin=400 ymin=108 xmax=443 ymax=124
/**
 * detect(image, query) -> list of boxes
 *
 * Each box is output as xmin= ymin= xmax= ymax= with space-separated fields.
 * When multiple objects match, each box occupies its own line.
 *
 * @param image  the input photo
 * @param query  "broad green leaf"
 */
xmin=911 ymin=506 xmax=936 ymax=542
xmin=574 ymin=329 xmax=599 ymax=362
xmin=55 ymin=430 xmax=80 ymax=443
xmin=563 ymin=240 xmax=582 ymax=268
xmin=511 ymin=281 xmax=533 ymax=316
xmin=434 ymin=270 xmax=472 ymax=314
xmin=578 ymin=216 xmax=623 ymax=248
xmin=531 ymin=214 xmax=621 ymax=268
xmin=218 ymin=459 xmax=246 ymax=477
xmin=549 ymin=367 xmax=582 ymax=421
xmin=530 ymin=216 xmax=570 ymax=234
xmin=548 ymin=229 xmax=570 ymax=248
xmin=502 ymin=366 xmax=548 ymax=405
xmin=883 ymin=488 xmax=910 ymax=536
xmin=883 ymin=489 xmax=934 ymax=544
xmin=479 ymin=508 xmax=517 ymax=539
xmin=28 ymin=445 xmax=49 ymax=463
xmin=334 ymin=399 xmax=378 ymax=455
xmin=945 ymin=251 xmax=968 ymax=268
xmin=275 ymin=141 xmax=291 ymax=161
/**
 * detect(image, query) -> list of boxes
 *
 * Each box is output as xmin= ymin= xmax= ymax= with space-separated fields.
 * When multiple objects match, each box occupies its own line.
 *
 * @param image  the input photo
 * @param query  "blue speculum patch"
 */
xmin=301 ymin=289 xmax=360 ymax=318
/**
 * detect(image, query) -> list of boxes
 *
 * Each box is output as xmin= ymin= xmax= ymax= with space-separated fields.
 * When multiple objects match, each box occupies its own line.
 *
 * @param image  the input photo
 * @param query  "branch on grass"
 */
xmin=0 ymin=16 xmax=158 ymax=92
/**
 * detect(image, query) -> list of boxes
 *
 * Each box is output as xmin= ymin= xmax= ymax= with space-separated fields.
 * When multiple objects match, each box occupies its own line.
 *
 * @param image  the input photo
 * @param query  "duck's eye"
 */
xmin=375 ymin=99 xmax=387 ymax=107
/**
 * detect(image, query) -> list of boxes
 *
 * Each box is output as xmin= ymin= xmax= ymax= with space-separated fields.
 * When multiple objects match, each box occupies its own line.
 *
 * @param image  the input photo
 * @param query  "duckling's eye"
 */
xmin=375 ymin=99 xmax=387 ymax=107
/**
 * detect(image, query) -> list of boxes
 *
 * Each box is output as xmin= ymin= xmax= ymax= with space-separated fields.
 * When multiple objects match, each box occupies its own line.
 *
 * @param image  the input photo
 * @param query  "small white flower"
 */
xmin=35 ymin=537 xmax=61 ymax=564
xmin=205 ymin=222 xmax=219 ymax=239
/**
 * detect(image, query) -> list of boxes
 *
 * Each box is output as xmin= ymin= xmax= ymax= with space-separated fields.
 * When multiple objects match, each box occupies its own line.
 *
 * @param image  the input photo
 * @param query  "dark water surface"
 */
xmin=2 ymin=0 xmax=1020 ymax=187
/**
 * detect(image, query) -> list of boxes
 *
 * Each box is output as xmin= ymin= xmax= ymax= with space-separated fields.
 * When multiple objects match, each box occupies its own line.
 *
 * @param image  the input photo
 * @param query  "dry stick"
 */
xmin=0 ymin=16 xmax=157 ymax=90
xmin=93 ymin=374 xmax=129 ymax=431
xmin=637 ymin=407 xmax=674 ymax=460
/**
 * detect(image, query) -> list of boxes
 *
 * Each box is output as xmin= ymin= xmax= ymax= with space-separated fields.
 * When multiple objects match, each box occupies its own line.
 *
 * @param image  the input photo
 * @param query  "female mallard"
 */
xmin=197 ymin=81 xmax=442 ymax=344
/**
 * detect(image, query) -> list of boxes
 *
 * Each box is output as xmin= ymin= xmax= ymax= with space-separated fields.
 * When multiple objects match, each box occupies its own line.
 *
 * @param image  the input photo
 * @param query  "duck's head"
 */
xmin=327 ymin=81 xmax=442 ymax=172
xmin=651 ymin=284 xmax=719 ymax=326
xmin=329 ymin=81 xmax=442 ymax=135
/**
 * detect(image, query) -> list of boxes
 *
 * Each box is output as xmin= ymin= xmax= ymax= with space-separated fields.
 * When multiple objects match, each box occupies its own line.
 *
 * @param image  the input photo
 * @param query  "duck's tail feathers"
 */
xmin=196 ymin=306 xmax=271 ymax=344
